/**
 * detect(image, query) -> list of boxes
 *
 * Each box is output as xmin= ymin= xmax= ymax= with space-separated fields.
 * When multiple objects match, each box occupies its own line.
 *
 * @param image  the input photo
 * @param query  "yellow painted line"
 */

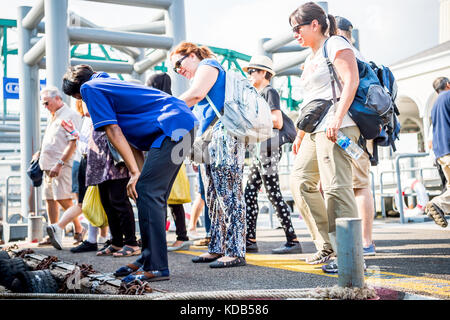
xmin=176 ymin=249 xmax=450 ymax=298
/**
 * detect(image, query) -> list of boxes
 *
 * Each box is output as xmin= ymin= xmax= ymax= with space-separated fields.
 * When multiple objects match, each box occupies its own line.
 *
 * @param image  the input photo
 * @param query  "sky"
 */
xmin=0 ymin=0 xmax=442 ymax=111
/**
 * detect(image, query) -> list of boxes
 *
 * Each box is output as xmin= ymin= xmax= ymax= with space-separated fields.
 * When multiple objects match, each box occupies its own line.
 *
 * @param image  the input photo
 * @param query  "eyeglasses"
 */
xmin=247 ymin=68 xmax=260 ymax=75
xmin=292 ymin=21 xmax=311 ymax=34
xmin=42 ymin=101 xmax=49 ymax=106
xmin=173 ymin=55 xmax=188 ymax=74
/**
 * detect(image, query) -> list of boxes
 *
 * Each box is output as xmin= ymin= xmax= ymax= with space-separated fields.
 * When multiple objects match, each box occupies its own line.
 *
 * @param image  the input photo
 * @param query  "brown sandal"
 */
xmin=113 ymin=245 xmax=141 ymax=257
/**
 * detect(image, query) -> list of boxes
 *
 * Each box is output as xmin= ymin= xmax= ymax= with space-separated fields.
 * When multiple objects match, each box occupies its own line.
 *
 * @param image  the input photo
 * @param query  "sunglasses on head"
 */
xmin=292 ymin=21 xmax=311 ymax=34
xmin=173 ymin=55 xmax=188 ymax=74
xmin=247 ymin=68 xmax=260 ymax=75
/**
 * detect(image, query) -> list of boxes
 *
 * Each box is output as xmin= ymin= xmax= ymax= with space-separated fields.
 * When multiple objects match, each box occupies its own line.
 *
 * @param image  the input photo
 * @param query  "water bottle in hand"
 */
xmin=335 ymin=130 xmax=364 ymax=160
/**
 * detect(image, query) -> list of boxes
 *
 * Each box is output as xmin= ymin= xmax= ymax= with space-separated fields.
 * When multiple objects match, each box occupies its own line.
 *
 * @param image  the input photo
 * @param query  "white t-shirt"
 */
xmin=299 ymin=35 xmax=358 ymax=133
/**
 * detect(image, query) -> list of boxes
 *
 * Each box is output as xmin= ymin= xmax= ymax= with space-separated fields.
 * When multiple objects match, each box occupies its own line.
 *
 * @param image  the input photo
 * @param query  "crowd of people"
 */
xmin=33 ymin=2 xmax=448 ymax=283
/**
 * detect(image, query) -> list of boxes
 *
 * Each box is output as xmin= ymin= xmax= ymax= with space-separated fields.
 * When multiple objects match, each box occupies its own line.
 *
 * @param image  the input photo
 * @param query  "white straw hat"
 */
xmin=243 ymin=55 xmax=276 ymax=76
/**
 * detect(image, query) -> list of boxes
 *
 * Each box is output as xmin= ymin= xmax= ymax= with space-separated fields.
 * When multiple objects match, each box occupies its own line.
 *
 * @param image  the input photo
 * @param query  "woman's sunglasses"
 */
xmin=292 ymin=21 xmax=311 ymax=34
xmin=173 ymin=55 xmax=188 ymax=74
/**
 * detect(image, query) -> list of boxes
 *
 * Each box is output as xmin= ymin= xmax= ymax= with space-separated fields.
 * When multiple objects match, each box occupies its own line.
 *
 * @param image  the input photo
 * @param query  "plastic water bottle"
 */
xmin=335 ymin=130 xmax=364 ymax=160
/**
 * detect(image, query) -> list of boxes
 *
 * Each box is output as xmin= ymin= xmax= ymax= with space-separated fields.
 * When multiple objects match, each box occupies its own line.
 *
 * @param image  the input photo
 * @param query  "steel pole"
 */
xmin=166 ymin=0 xmax=188 ymax=97
xmin=18 ymin=6 xmax=41 ymax=218
xmin=44 ymin=0 xmax=70 ymax=102
xmin=336 ymin=218 xmax=365 ymax=288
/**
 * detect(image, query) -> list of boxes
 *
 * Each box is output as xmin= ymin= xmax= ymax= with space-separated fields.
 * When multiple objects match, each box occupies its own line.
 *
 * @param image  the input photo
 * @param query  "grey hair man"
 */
xmin=34 ymin=86 xmax=83 ymax=245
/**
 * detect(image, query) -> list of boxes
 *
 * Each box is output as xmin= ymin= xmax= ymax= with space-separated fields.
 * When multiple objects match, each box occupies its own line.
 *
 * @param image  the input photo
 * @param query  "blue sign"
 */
xmin=3 ymin=77 xmax=47 ymax=100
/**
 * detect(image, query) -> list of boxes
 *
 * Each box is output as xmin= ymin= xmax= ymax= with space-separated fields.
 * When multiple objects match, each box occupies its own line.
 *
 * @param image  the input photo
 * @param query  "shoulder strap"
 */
xmin=323 ymin=37 xmax=342 ymax=106
xmin=205 ymin=95 xmax=222 ymax=119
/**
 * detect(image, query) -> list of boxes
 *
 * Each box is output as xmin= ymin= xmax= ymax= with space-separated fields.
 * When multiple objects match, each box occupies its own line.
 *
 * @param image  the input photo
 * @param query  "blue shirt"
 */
xmin=80 ymin=72 xmax=198 ymax=151
xmin=192 ymin=59 xmax=226 ymax=135
xmin=431 ymin=90 xmax=450 ymax=159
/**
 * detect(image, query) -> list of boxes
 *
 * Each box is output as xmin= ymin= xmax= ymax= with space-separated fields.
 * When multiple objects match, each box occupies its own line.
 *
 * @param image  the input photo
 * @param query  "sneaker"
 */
xmin=46 ymin=224 xmax=63 ymax=250
xmin=73 ymin=227 xmax=87 ymax=245
xmin=122 ymin=269 xmax=170 ymax=283
xmin=425 ymin=202 xmax=448 ymax=228
xmin=363 ymin=243 xmax=376 ymax=256
xmin=321 ymin=260 xmax=367 ymax=274
xmin=187 ymin=230 xmax=204 ymax=240
xmin=305 ymin=249 xmax=335 ymax=265
xmin=70 ymin=240 xmax=98 ymax=253
xmin=272 ymin=241 xmax=302 ymax=254
xmin=246 ymin=240 xmax=259 ymax=253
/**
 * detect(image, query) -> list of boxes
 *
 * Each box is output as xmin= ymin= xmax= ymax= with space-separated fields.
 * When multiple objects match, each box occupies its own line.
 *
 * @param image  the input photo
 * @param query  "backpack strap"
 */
xmin=322 ymin=37 xmax=342 ymax=108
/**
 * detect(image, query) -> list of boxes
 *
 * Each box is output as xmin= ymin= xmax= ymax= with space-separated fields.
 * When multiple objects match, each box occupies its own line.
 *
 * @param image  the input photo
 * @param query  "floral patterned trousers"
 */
xmin=201 ymin=123 xmax=246 ymax=258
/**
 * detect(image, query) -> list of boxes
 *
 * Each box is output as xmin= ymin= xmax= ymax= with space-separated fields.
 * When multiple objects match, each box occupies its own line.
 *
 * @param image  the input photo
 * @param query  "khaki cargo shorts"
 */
xmin=351 ymin=140 xmax=372 ymax=189
xmin=43 ymin=165 xmax=73 ymax=200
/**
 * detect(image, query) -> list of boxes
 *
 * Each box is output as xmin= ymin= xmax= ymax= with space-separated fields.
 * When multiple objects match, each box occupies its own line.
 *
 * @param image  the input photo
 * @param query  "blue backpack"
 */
xmin=323 ymin=36 xmax=400 ymax=165
xmin=367 ymin=62 xmax=401 ymax=165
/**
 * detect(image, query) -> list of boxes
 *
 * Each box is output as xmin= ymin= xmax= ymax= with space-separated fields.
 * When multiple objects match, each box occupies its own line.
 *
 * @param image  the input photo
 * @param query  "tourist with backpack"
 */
xmin=242 ymin=55 xmax=301 ymax=254
xmin=170 ymin=42 xmax=247 ymax=268
xmin=335 ymin=16 xmax=376 ymax=256
xmin=288 ymin=2 xmax=362 ymax=272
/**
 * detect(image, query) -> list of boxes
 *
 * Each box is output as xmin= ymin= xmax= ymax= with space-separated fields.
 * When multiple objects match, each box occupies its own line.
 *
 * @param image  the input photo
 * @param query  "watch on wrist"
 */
xmin=57 ymin=159 xmax=65 ymax=166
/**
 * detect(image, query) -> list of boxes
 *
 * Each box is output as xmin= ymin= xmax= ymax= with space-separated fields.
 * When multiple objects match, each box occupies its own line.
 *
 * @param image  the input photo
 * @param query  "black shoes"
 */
xmin=70 ymin=240 xmax=98 ymax=253
xmin=246 ymin=240 xmax=259 ymax=253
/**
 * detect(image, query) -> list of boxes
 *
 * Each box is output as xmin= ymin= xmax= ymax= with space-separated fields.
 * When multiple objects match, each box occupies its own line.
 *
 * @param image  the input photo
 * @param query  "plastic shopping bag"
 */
xmin=168 ymin=165 xmax=191 ymax=205
xmin=82 ymin=185 xmax=108 ymax=227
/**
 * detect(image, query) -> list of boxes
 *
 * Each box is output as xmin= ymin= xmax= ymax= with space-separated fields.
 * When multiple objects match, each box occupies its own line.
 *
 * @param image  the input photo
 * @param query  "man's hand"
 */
xmin=326 ymin=116 xmax=343 ymax=143
xmin=127 ymin=171 xmax=141 ymax=202
xmin=49 ymin=162 xmax=63 ymax=178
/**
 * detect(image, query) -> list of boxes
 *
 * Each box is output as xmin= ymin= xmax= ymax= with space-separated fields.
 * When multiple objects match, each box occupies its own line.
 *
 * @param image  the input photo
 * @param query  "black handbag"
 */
xmin=262 ymin=111 xmax=297 ymax=153
xmin=27 ymin=159 xmax=43 ymax=187
xmin=296 ymin=99 xmax=334 ymax=133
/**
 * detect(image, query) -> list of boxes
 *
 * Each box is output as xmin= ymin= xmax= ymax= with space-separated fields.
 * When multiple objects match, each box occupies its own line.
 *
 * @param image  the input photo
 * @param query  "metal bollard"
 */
xmin=28 ymin=215 xmax=44 ymax=243
xmin=336 ymin=218 xmax=365 ymax=288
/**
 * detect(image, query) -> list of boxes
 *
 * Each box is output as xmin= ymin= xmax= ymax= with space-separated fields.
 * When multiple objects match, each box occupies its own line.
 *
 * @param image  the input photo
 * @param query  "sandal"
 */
xmin=113 ymin=245 xmax=141 ymax=257
xmin=96 ymin=245 xmax=120 ymax=256
xmin=209 ymin=257 xmax=246 ymax=268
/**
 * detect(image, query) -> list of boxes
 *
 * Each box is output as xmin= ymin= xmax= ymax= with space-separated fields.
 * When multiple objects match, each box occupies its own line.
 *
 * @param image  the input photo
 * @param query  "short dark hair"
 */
xmin=62 ymin=64 xmax=95 ymax=96
xmin=264 ymin=71 xmax=273 ymax=81
xmin=433 ymin=77 xmax=450 ymax=94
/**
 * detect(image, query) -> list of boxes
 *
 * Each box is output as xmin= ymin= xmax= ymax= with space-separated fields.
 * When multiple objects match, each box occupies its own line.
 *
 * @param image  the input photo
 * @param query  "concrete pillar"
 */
xmin=166 ymin=0 xmax=188 ymax=97
xmin=44 ymin=0 xmax=69 ymax=102
xmin=336 ymin=218 xmax=365 ymax=288
xmin=440 ymin=0 xmax=450 ymax=43
xmin=18 ymin=6 xmax=41 ymax=217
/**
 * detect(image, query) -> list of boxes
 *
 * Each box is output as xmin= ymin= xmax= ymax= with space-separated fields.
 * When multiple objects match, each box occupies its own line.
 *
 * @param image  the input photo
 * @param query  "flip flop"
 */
xmin=113 ymin=245 xmax=141 ymax=257
xmin=96 ymin=245 xmax=120 ymax=256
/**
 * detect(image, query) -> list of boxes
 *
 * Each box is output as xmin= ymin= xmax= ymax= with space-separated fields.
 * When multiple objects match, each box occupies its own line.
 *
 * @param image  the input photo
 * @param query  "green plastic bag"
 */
xmin=82 ymin=185 xmax=108 ymax=227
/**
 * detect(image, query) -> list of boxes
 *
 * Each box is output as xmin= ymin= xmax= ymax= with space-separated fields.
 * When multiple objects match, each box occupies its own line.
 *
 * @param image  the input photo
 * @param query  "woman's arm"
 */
xmin=103 ymin=124 xmax=140 ymax=201
xmin=178 ymin=65 xmax=219 ymax=107
xmin=326 ymin=48 xmax=359 ymax=142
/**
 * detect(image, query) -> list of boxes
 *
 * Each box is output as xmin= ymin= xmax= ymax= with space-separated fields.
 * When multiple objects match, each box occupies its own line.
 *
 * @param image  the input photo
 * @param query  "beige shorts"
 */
xmin=43 ymin=165 xmax=73 ymax=201
xmin=351 ymin=148 xmax=371 ymax=189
